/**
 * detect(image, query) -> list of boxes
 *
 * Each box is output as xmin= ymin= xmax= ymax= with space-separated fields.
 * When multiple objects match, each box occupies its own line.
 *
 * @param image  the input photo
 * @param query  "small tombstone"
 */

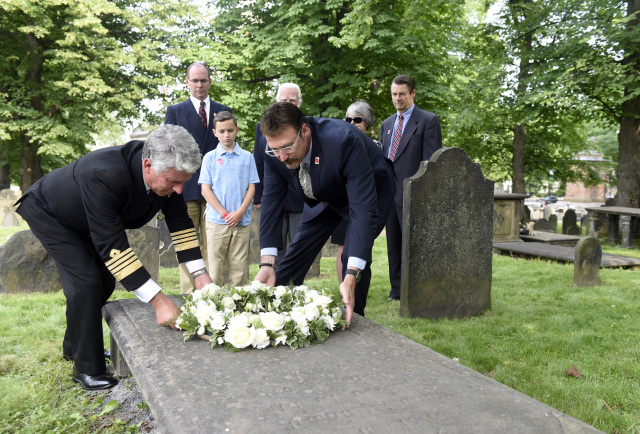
xmin=562 ymin=209 xmax=578 ymax=235
xmin=522 ymin=205 xmax=531 ymax=223
xmin=573 ymin=237 xmax=602 ymax=286
xmin=2 ymin=212 xmax=19 ymax=227
xmin=400 ymin=147 xmax=493 ymax=319
xmin=533 ymin=214 xmax=558 ymax=232
xmin=543 ymin=205 xmax=555 ymax=221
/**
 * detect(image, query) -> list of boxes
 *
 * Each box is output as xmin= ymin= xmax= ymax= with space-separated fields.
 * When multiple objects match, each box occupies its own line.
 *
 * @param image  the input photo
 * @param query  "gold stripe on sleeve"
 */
xmin=171 ymin=228 xmax=200 ymax=252
xmin=106 ymin=248 xmax=144 ymax=281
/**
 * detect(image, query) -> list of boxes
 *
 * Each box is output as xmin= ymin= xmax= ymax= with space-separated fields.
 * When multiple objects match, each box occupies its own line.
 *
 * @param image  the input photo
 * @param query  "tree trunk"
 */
xmin=20 ymin=146 xmax=42 ymax=194
xmin=616 ymin=0 xmax=640 ymax=208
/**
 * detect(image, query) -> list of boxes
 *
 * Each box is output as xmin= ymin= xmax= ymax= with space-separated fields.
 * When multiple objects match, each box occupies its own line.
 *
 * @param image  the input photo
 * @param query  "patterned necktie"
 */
xmin=389 ymin=114 xmax=404 ymax=161
xmin=298 ymin=162 xmax=316 ymax=200
xmin=198 ymin=101 xmax=207 ymax=129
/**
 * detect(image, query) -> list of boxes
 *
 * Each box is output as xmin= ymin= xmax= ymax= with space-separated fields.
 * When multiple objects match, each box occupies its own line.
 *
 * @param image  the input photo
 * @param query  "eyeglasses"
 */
xmin=345 ymin=116 xmax=365 ymax=124
xmin=278 ymin=97 xmax=299 ymax=104
xmin=265 ymin=129 xmax=301 ymax=157
xmin=188 ymin=78 xmax=210 ymax=84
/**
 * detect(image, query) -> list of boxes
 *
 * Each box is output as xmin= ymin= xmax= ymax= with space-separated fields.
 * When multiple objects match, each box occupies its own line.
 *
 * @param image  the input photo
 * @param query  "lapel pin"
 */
xmin=387 ymin=130 xmax=391 ymax=135
xmin=315 ymin=157 xmax=320 ymax=164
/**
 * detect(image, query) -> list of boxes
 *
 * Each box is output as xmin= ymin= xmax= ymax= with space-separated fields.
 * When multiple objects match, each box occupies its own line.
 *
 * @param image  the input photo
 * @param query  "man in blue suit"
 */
xmin=253 ymin=83 xmax=305 ymax=265
xmin=380 ymin=75 xmax=442 ymax=301
xmin=165 ymin=62 xmax=233 ymax=293
xmin=254 ymin=103 xmax=395 ymax=323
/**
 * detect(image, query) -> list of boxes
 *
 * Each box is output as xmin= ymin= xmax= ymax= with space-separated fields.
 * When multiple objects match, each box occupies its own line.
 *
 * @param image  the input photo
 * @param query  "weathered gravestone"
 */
xmin=0 ymin=226 xmax=159 ymax=293
xmin=0 ymin=230 xmax=62 ymax=293
xmin=533 ymin=214 xmax=558 ymax=233
xmin=400 ymin=147 xmax=493 ymax=318
xmin=562 ymin=209 xmax=581 ymax=235
xmin=157 ymin=218 xmax=178 ymax=268
xmin=0 ymin=189 xmax=21 ymax=226
xmin=2 ymin=212 xmax=19 ymax=227
xmin=574 ymin=237 xmax=602 ymax=286
xmin=492 ymin=193 xmax=528 ymax=243
xmin=543 ymin=205 xmax=555 ymax=221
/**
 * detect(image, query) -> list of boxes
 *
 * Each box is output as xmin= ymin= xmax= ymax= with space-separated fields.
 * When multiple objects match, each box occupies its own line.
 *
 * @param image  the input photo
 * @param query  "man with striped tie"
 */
xmin=380 ymin=75 xmax=442 ymax=301
xmin=165 ymin=62 xmax=233 ymax=294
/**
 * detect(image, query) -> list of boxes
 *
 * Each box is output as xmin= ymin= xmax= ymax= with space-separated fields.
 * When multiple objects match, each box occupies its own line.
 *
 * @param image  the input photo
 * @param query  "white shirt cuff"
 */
xmin=347 ymin=257 xmax=367 ymax=270
xmin=261 ymin=247 xmax=278 ymax=257
xmin=185 ymin=259 xmax=206 ymax=274
xmin=133 ymin=279 xmax=162 ymax=303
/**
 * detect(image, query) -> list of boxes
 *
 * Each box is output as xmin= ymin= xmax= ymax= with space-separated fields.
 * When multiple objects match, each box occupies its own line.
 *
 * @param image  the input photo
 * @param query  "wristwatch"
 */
xmin=191 ymin=268 xmax=208 ymax=279
xmin=345 ymin=269 xmax=361 ymax=282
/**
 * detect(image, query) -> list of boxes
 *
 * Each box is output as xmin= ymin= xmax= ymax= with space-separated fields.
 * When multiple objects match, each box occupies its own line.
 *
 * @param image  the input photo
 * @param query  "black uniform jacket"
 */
xmin=20 ymin=140 xmax=201 ymax=290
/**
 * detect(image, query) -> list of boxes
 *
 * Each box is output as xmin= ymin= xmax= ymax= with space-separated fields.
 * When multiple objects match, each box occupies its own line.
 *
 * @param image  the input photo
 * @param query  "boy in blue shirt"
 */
xmin=199 ymin=111 xmax=260 ymax=287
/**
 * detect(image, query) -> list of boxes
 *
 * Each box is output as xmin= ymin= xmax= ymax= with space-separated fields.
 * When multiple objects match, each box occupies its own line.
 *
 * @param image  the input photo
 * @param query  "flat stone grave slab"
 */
xmin=520 ymin=232 xmax=583 ymax=247
xmin=103 ymin=297 xmax=600 ymax=433
xmin=494 ymin=242 xmax=640 ymax=268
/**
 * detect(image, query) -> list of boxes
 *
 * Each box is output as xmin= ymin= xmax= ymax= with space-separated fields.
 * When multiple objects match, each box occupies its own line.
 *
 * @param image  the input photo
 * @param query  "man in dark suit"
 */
xmin=254 ymin=103 xmax=395 ymax=323
xmin=165 ymin=62 xmax=232 ymax=293
xmin=380 ymin=75 xmax=442 ymax=301
xmin=15 ymin=125 xmax=214 ymax=390
xmin=253 ymin=83 xmax=305 ymax=265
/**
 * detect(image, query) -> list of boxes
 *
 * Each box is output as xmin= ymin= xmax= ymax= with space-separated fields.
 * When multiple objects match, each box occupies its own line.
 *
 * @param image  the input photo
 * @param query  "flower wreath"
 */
xmin=176 ymin=281 xmax=348 ymax=350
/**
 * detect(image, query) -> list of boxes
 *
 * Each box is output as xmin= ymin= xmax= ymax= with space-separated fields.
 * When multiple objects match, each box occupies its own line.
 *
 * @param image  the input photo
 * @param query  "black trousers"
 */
xmin=275 ymin=195 xmax=393 ymax=316
xmin=386 ymin=201 xmax=403 ymax=299
xmin=16 ymin=196 xmax=115 ymax=375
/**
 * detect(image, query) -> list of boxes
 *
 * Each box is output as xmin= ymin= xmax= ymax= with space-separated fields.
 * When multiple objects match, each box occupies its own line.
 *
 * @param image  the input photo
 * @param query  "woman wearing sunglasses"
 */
xmin=345 ymin=100 xmax=383 ymax=150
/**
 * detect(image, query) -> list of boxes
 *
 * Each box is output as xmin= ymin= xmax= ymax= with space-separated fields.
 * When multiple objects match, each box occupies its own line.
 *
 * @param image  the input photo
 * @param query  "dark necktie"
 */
xmin=299 ymin=162 xmax=316 ymax=200
xmin=389 ymin=114 xmax=404 ymax=161
xmin=198 ymin=101 xmax=207 ymax=129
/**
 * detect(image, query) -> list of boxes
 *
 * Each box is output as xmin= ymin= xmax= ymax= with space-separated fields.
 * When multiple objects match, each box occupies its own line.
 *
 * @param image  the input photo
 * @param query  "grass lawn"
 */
xmin=0 ymin=228 xmax=639 ymax=432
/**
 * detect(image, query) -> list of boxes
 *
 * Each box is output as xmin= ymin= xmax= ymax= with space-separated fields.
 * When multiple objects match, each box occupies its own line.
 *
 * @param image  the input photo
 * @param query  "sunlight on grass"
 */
xmin=0 ymin=232 xmax=639 ymax=432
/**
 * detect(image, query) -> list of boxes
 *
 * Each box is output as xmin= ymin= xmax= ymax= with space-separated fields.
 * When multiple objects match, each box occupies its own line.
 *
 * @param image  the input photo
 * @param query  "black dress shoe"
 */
xmin=63 ymin=350 xmax=111 ymax=362
xmin=388 ymin=294 xmax=400 ymax=301
xmin=72 ymin=367 xmax=118 ymax=390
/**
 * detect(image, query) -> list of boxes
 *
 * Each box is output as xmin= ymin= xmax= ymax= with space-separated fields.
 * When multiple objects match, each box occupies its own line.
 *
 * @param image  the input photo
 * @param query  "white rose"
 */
xmin=197 ymin=326 xmax=205 ymax=335
xmin=251 ymin=280 xmax=266 ymax=291
xmin=222 ymin=296 xmax=236 ymax=311
xmin=192 ymin=290 xmax=203 ymax=301
xmin=260 ymin=311 xmax=285 ymax=331
xmin=313 ymin=294 xmax=333 ymax=307
xmin=252 ymin=328 xmax=270 ymax=349
xmin=201 ymin=283 xmax=221 ymax=297
xmin=224 ymin=323 xmax=255 ymax=348
xmin=298 ymin=322 xmax=310 ymax=336
xmin=304 ymin=304 xmax=320 ymax=322
xmin=296 ymin=285 xmax=309 ymax=293
xmin=232 ymin=293 xmax=242 ymax=301
xmin=273 ymin=299 xmax=282 ymax=308
xmin=274 ymin=286 xmax=288 ymax=299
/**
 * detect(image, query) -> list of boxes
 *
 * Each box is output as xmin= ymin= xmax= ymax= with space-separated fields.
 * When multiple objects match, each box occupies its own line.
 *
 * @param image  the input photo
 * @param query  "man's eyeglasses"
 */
xmin=265 ymin=129 xmax=301 ymax=157
xmin=188 ymin=78 xmax=210 ymax=84
xmin=345 ymin=116 xmax=365 ymax=124
xmin=278 ymin=98 xmax=299 ymax=104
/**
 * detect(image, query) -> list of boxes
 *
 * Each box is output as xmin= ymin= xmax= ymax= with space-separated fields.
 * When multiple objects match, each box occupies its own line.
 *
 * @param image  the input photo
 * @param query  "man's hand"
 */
xmin=254 ymin=266 xmax=276 ymax=286
xmin=254 ymin=203 xmax=261 ymax=210
xmin=339 ymin=273 xmax=357 ymax=328
xmin=195 ymin=273 xmax=214 ymax=290
xmin=149 ymin=291 xmax=181 ymax=330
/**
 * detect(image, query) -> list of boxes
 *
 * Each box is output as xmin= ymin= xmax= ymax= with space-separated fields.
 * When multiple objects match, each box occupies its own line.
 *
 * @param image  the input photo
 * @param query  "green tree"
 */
xmin=167 ymin=0 xmax=464 ymax=147
xmin=0 ymin=0 xmax=191 ymax=192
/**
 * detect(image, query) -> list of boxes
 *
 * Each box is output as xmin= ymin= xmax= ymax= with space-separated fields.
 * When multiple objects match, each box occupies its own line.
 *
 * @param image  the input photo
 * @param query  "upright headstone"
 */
xmin=401 ymin=147 xmax=493 ymax=319
xmin=573 ymin=237 xmax=602 ymax=286
xmin=543 ymin=205 xmax=555 ymax=221
xmin=532 ymin=214 xmax=557 ymax=232
xmin=2 ymin=212 xmax=19 ymax=227
xmin=562 ymin=209 xmax=578 ymax=235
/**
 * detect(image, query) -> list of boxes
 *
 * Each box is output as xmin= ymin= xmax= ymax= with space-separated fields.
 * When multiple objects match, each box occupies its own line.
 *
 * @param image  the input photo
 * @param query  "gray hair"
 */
xmin=346 ymin=100 xmax=375 ymax=129
xmin=142 ymin=125 xmax=201 ymax=174
xmin=277 ymin=83 xmax=302 ymax=105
